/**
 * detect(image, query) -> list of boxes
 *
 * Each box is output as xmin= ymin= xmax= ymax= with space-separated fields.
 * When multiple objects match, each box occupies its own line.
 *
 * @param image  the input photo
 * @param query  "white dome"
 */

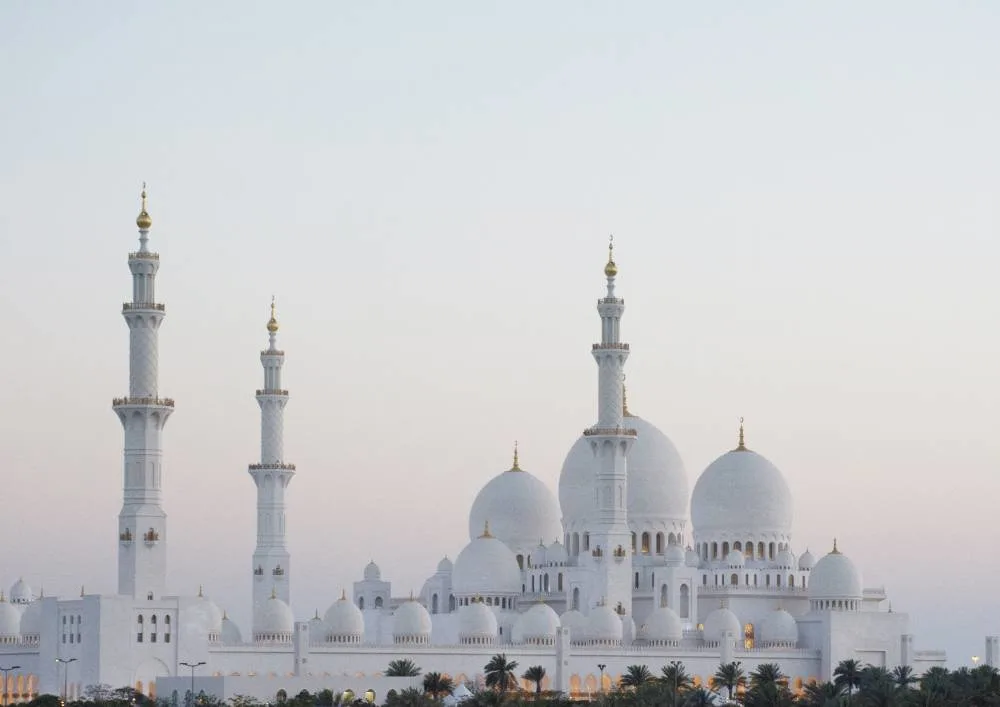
xmin=560 ymin=415 xmax=688 ymax=528
xmin=759 ymin=608 xmax=798 ymax=646
xmin=221 ymin=614 xmax=243 ymax=645
xmin=19 ymin=600 xmax=42 ymax=637
xmin=774 ymin=549 xmax=796 ymax=570
xmin=458 ymin=601 xmax=498 ymax=641
xmin=254 ymin=595 xmax=294 ymax=638
xmin=531 ymin=542 xmax=547 ymax=567
xmin=685 ymin=546 xmax=700 ymax=567
xmin=665 ymin=543 xmax=686 ymax=564
xmin=186 ymin=594 xmax=223 ymax=637
xmin=725 ymin=550 xmax=746 ymax=568
xmin=547 ymin=541 xmax=568 ymax=565
xmin=468 ymin=462 xmax=561 ymax=553
xmin=364 ymin=561 xmax=381 ymax=581
xmin=437 ymin=556 xmax=453 ymax=574
xmin=559 ymin=609 xmax=587 ymax=642
xmin=641 ymin=606 xmax=683 ymax=644
xmin=513 ymin=603 xmax=560 ymax=644
xmin=393 ymin=600 xmax=432 ymax=640
xmin=810 ymin=545 xmax=862 ymax=600
xmin=691 ymin=446 xmax=793 ymax=537
xmin=586 ymin=605 xmax=623 ymax=644
xmin=9 ymin=579 xmax=32 ymax=604
xmin=324 ymin=594 xmax=364 ymax=640
xmin=0 ymin=600 xmax=21 ymax=638
xmin=452 ymin=530 xmax=522 ymax=597
xmin=798 ymin=549 xmax=816 ymax=571
xmin=703 ymin=606 xmax=741 ymax=643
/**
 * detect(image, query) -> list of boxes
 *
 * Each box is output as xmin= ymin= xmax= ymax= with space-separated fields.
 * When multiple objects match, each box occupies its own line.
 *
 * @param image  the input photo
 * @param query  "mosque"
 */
xmin=0 ymin=190 xmax=972 ymax=704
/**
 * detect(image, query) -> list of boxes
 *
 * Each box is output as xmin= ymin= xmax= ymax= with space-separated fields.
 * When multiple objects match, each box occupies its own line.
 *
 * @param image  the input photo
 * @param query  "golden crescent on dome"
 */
xmin=267 ymin=296 xmax=279 ymax=333
xmin=604 ymin=234 xmax=617 ymax=277
xmin=136 ymin=182 xmax=152 ymax=230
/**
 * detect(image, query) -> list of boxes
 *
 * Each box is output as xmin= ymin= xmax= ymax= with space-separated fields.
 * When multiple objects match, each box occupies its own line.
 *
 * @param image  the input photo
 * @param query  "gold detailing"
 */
xmin=128 ymin=251 xmax=160 ymax=261
xmin=113 ymin=396 xmax=175 ymax=408
xmin=622 ymin=375 xmax=632 ymax=417
xmin=592 ymin=342 xmax=630 ymax=350
xmin=271 ymin=587 xmax=277 ymax=599
xmin=736 ymin=417 xmax=747 ymax=451
xmin=341 ymin=589 xmax=347 ymax=601
xmin=249 ymin=462 xmax=297 ymax=471
xmin=119 ymin=528 xmax=133 ymax=542
xmin=267 ymin=296 xmax=279 ymax=334
xmin=604 ymin=234 xmax=617 ymax=277
xmin=136 ymin=183 xmax=152 ymax=230
xmin=0 ymin=591 xmax=5 ymax=602
xmin=480 ymin=520 xmax=493 ymax=538
xmin=583 ymin=425 xmax=637 ymax=437
xmin=509 ymin=441 xmax=521 ymax=471
xmin=831 ymin=538 xmax=840 ymax=555
xmin=255 ymin=389 xmax=289 ymax=396
xmin=123 ymin=302 xmax=165 ymax=312
xmin=223 ymin=609 xmax=228 ymax=620
xmin=80 ymin=586 xmax=85 ymax=598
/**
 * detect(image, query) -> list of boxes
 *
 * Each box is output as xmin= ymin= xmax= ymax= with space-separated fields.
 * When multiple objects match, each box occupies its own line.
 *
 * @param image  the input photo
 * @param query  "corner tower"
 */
xmin=250 ymin=300 xmax=295 ymax=625
xmin=584 ymin=237 xmax=636 ymax=615
xmin=113 ymin=185 xmax=174 ymax=600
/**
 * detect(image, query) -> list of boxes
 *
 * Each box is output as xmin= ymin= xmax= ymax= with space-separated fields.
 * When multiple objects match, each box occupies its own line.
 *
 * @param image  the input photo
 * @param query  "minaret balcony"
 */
xmin=113 ymin=396 xmax=175 ymax=408
xmin=119 ymin=529 xmax=134 ymax=545
xmin=255 ymin=389 xmax=289 ymax=396
xmin=592 ymin=343 xmax=630 ymax=350
xmin=143 ymin=529 xmax=160 ymax=545
xmin=128 ymin=251 xmax=160 ymax=261
xmin=583 ymin=426 xmax=638 ymax=437
xmin=249 ymin=462 xmax=296 ymax=471
xmin=596 ymin=297 xmax=624 ymax=305
xmin=122 ymin=302 xmax=165 ymax=312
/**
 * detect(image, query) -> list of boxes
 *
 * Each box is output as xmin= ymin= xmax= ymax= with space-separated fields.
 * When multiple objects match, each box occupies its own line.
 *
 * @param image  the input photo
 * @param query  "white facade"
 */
xmin=0 ymin=194 xmax=953 ymax=704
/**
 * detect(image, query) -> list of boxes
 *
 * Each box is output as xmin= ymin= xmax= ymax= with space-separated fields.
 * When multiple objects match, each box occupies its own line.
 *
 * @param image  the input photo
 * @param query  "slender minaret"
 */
xmin=584 ymin=236 xmax=636 ymax=615
xmin=249 ymin=299 xmax=295 ymax=625
xmin=112 ymin=185 xmax=174 ymax=600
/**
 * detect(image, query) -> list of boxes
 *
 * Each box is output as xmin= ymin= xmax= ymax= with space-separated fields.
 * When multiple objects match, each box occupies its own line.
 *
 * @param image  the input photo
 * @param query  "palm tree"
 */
xmin=386 ymin=659 xmax=422 ymax=677
xmin=917 ymin=666 xmax=952 ymax=706
xmin=858 ymin=666 xmax=896 ymax=707
xmin=833 ymin=659 xmax=862 ymax=698
xmin=422 ymin=672 xmax=454 ymax=698
xmin=712 ymin=661 xmax=746 ymax=700
xmin=891 ymin=665 xmax=918 ymax=692
xmin=620 ymin=665 xmax=654 ymax=689
xmin=750 ymin=663 xmax=787 ymax=690
xmin=798 ymin=681 xmax=843 ymax=707
xmin=661 ymin=661 xmax=694 ymax=701
xmin=683 ymin=688 xmax=716 ymax=707
xmin=484 ymin=654 xmax=519 ymax=693
xmin=521 ymin=666 xmax=546 ymax=696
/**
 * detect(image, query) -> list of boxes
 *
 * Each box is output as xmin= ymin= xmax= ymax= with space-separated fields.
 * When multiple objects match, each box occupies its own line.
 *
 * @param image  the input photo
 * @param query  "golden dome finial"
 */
xmin=832 ymin=538 xmax=840 ymax=554
xmin=736 ymin=417 xmax=746 ymax=451
xmin=604 ymin=234 xmax=618 ymax=277
xmin=136 ymin=182 xmax=152 ymax=230
xmin=480 ymin=520 xmax=493 ymax=538
xmin=267 ymin=296 xmax=279 ymax=334
xmin=314 ymin=608 xmax=320 ymax=619
xmin=510 ymin=440 xmax=521 ymax=471
xmin=271 ymin=587 xmax=277 ymax=599
xmin=80 ymin=586 xmax=85 ymax=598
xmin=223 ymin=609 xmax=228 ymax=620
xmin=341 ymin=588 xmax=347 ymax=601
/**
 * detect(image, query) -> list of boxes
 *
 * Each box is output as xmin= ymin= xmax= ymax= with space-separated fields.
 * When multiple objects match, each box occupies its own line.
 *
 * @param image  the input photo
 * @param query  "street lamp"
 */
xmin=597 ymin=664 xmax=606 ymax=693
xmin=179 ymin=662 xmax=206 ymax=707
xmin=973 ymin=656 xmax=981 ymax=666
xmin=55 ymin=658 xmax=77 ymax=706
xmin=0 ymin=666 xmax=21 ymax=707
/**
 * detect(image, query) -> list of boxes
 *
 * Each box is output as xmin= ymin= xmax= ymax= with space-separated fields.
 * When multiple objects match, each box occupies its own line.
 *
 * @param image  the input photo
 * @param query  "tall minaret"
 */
xmin=249 ymin=299 xmax=295 ymax=625
xmin=112 ymin=185 xmax=174 ymax=600
xmin=584 ymin=236 xmax=636 ymax=616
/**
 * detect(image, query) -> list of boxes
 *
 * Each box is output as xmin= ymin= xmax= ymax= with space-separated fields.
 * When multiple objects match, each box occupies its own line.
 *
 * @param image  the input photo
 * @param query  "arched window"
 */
xmin=680 ymin=584 xmax=690 ymax=619
xmin=769 ymin=542 xmax=776 ymax=559
xmin=516 ymin=554 xmax=524 ymax=570
xmin=712 ymin=542 xmax=719 ymax=559
xmin=449 ymin=595 xmax=456 ymax=611
xmin=702 ymin=575 xmax=708 ymax=586
xmin=374 ymin=597 xmax=383 ymax=609
xmin=746 ymin=539 xmax=754 ymax=557
xmin=572 ymin=587 xmax=580 ymax=611
xmin=531 ymin=576 xmax=535 ymax=592
xmin=558 ymin=573 xmax=563 ymax=592
xmin=573 ymin=533 xmax=580 ymax=556
xmin=432 ymin=594 xmax=439 ymax=614
xmin=744 ymin=623 xmax=755 ymax=650
xmin=722 ymin=541 xmax=730 ymax=557
xmin=641 ymin=532 xmax=650 ymax=553
xmin=733 ymin=541 xmax=742 ymax=552
xmin=758 ymin=541 xmax=765 ymax=558
xmin=165 ymin=616 xmax=171 ymax=625
xmin=789 ymin=575 xmax=795 ymax=587
xmin=544 ymin=574 xmax=550 ymax=593
xmin=777 ymin=575 xmax=782 ymax=587
xmin=668 ymin=532 xmax=677 ymax=546
xmin=634 ymin=572 xmax=639 ymax=589
xmin=655 ymin=533 xmax=664 ymax=554
xmin=745 ymin=574 xmax=750 ymax=585
xmin=660 ymin=584 xmax=668 ymax=608
xmin=766 ymin=575 xmax=771 ymax=587
xmin=359 ymin=597 xmax=365 ymax=610
xmin=730 ymin=573 xmax=739 ymax=586
xmin=583 ymin=533 xmax=590 ymax=551
xmin=631 ymin=532 xmax=637 ymax=551
xmin=151 ymin=615 xmax=157 ymax=624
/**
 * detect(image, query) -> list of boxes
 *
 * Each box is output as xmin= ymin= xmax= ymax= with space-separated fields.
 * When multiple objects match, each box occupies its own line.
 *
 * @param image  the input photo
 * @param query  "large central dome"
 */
xmin=559 ymin=413 xmax=688 ymax=530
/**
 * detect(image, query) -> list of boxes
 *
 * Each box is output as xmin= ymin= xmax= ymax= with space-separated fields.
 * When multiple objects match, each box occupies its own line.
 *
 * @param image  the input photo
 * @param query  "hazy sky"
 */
xmin=1 ymin=2 xmax=998 ymax=667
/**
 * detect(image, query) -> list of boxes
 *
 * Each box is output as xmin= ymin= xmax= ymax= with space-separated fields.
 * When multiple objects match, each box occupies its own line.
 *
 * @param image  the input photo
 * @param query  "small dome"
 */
xmin=685 ymin=546 xmax=700 ymax=567
xmin=9 ymin=579 xmax=32 ymax=605
xmin=531 ymin=542 xmax=547 ymax=567
xmin=759 ymin=608 xmax=798 ymax=646
xmin=586 ymin=605 xmax=623 ymax=644
xmin=774 ymin=548 xmax=796 ymax=570
xmin=186 ymin=594 xmax=224 ymax=637
xmin=559 ymin=609 xmax=587 ymax=642
xmin=703 ymin=606 xmax=741 ymax=644
xmin=20 ymin=600 xmax=42 ymax=637
xmin=665 ymin=543 xmax=686 ymax=564
xmin=458 ymin=601 xmax=498 ymax=641
xmin=468 ymin=461 xmax=561 ymax=553
xmin=324 ymin=593 xmax=364 ymax=640
xmin=810 ymin=543 xmax=862 ymax=600
xmin=452 ymin=530 xmax=522 ymax=597
xmin=513 ymin=603 xmax=560 ymax=644
xmin=437 ymin=556 xmax=454 ymax=574
xmin=221 ymin=613 xmax=243 ymax=646
xmin=798 ymin=549 xmax=816 ymax=571
xmin=0 ymin=600 xmax=21 ymax=638
xmin=393 ymin=600 xmax=432 ymax=641
xmin=254 ymin=595 xmax=294 ymax=638
xmin=364 ymin=561 xmax=381 ymax=581
xmin=691 ymin=445 xmax=792 ymax=537
xmin=641 ymin=606 xmax=683 ymax=644
xmin=725 ymin=550 xmax=746 ymax=568
xmin=136 ymin=185 xmax=152 ymax=230
xmin=547 ymin=541 xmax=568 ymax=565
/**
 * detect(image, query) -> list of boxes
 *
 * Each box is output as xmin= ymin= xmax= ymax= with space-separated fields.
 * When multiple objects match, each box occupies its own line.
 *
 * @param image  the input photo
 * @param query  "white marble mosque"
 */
xmin=2 ymin=189 xmax=982 ymax=704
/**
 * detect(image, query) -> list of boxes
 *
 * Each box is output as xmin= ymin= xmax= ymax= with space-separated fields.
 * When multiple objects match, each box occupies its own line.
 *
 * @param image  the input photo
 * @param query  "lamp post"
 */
xmin=0 ymin=666 xmax=21 ymax=707
xmin=179 ymin=662 xmax=206 ymax=707
xmin=597 ymin=664 xmax=606 ymax=693
xmin=973 ymin=656 xmax=981 ymax=667
xmin=55 ymin=658 xmax=77 ymax=706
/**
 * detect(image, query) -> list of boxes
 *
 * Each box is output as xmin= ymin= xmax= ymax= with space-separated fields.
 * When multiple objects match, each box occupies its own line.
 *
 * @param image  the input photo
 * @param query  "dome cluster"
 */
xmin=253 ymin=592 xmax=294 ymax=643
xmin=323 ymin=591 xmax=364 ymax=644
xmin=452 ymin=524 xmax=522 ymax=602
xmin=393 ymin=599 xmax=432 ymax=645
xmin=512 ymin=603 xmax=560 ymax=645
xmin=809 ymin=542 xmax=863 ymax=611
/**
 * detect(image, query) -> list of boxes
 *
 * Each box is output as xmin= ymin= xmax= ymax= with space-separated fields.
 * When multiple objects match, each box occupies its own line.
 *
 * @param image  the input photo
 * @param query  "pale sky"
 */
xmin=1 ymin=2 xmax=998 ymax=667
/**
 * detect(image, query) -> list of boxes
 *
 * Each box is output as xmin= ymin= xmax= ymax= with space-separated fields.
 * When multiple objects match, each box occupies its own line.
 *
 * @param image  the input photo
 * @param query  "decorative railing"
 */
xmin=249 ymin=462 xmax=297 ymax=471
xmin=260 ymin=350 xmax=285 ymax=356
xmin=699 ymin=585 xmax=808 ymax=595
xmin=256 ymin=389 xmax=289 ymax=396
xmin=598 ymin=297 xmax=624 ymax=305
xmin=592 ymin=343 xmax=630 ymax=350
xmin=129 ymin=251 xmax=160 ymax=260
xmin=583 ymin=426 xmax=637 ymax=437
xmin=113 ymin=396 xmax=175 ymax=407
xmin=123 ymin=302 xmax=165 ymax=312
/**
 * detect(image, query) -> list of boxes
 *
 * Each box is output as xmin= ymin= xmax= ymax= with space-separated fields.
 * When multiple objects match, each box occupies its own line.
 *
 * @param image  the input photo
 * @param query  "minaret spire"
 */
xmin=249 ymin=298 xmax=295 ymax=630
xmin=113 ymin=184 xmax=174 ymax=599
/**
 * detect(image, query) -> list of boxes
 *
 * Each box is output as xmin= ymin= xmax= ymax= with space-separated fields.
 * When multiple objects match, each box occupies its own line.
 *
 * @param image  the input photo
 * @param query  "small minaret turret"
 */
xmin=249 ymin=299 xmax=295 ymax=629
xmin=113 ymin=184 xmax=174 ymax=600
xmin=583 ymin=236 xmax=636 ymax=615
